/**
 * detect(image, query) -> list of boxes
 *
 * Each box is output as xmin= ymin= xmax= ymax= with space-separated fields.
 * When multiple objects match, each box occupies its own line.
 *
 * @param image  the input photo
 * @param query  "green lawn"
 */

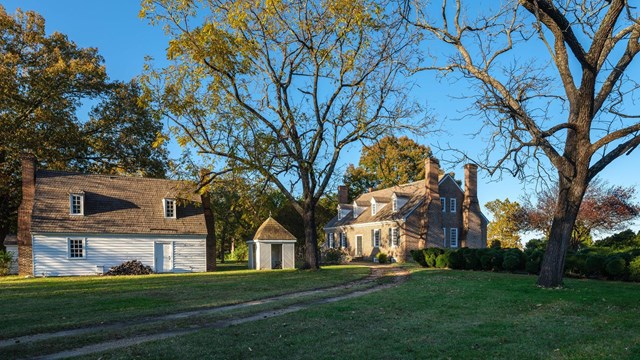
xmin=0 ymin=265 xmax=369 ymax=338
xmin=93 ymin=269 xmax=640 ymax=360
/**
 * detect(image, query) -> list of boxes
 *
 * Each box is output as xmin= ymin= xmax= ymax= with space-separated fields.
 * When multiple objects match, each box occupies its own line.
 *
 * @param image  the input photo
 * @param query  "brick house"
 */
xmin=17 ymin=154 xmax=214 ymax=276
xmin=323 ymin=158 xmax=488 ymax=261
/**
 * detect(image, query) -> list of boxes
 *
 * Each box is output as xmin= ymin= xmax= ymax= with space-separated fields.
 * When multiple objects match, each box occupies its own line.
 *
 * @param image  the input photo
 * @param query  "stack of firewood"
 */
xmin=105 ymin=260 xmax=154 ymax=276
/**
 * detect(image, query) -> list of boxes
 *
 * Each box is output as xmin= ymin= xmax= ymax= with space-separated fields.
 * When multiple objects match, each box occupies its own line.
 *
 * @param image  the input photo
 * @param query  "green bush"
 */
xmin=629 ymin=257 xmax=640 ymax=282
xmin=491 ymin=251 xmax=504 ymax=271
xmin=490 ymin=240 xmax=502 ymax=249
xmin=565 ymin=253 xmax=587 ymax=275
xmin=377 ymin=252 xmax=388 ymax=264
xmin=502 ymin=254 xmax=520 ymax=272
xmin=0 ymin=250 xmax=13 ymax=276
xmin=435 ymin=253 xmax=450 ymax=268
xmin=322 ymin=248 xmax=344 ymax=265
xmin=480 ymin=254 xmax=493 ymax=271
xmin=423 ymin=248 xmax=444 ymax=268
xmin=448 ymin=250 xmax=465 ymax=269
xmin=525 ymin=249 xmax=543 ymax=275
xmin=463 ymin=249 xmax=481 ymax=270
xmin=230 ymin=242 xmax=249 ymax=261
xmin=505 ymin=248 xmax=526 ymax=270
xmin=584 ymin=254 xmax=606 ymax=276
xmin=410 ymin=250 xmax=427 ymax=267
xmin=604 ymin=256 xmax=626 ymax=278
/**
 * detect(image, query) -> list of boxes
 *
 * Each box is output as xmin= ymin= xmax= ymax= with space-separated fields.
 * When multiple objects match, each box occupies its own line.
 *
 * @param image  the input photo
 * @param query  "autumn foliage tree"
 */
xmin=523 ymin=179 xmax=640 ymax=249
xmin=407 ymin=0 xmax=640 ymax=287
xmin=0 ymin=7 xmax=168 ymax=247
xmin=485 ymin=198 xmax=525 ymax=249
xmin=343 ymin=135 xmax=432 ymax=199
xmin=140 ymin=0 xmax=421 ymax=269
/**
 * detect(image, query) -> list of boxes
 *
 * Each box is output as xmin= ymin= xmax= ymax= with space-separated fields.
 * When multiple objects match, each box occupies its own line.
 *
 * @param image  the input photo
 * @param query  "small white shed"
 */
xmin=248 ymin=217 xmax=296 ymax=270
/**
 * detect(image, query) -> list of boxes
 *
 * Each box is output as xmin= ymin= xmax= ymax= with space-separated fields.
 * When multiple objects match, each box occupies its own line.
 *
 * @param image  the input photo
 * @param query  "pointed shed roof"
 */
xmin=253 ymin=217 xmax=297 ymax=241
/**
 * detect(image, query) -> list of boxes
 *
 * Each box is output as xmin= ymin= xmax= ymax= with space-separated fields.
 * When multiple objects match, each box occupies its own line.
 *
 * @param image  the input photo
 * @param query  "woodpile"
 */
xmin=105 ymin=260 xmax=154 ymax=276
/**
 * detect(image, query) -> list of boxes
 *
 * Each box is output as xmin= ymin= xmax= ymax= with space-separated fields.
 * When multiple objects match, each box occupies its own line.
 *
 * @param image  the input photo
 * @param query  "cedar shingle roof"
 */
xmin=31 ymin=170 xmax=207 ymax=235
xmin=253 ymin=217 xmax=297 ymax=241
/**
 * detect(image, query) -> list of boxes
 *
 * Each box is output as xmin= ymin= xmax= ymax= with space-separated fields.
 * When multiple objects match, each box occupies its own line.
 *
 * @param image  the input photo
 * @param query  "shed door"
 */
xmin=356 ymin=235 xmax=363 ymax=257
xmin=155 ymin=242 xmax=173 ymax=273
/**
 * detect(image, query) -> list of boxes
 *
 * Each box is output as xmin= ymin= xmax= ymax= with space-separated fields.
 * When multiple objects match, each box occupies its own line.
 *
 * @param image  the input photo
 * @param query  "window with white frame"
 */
xmin=450 ymin=228 xmax=459 ymax=248
xmin=338 ymin=208 xmax=343 ymax=220
xmin=371 ymin=201 xmax=377 ymax=216
xmin=68 ymin=238 xmax=85 ymax=259
xmin=392 ymin=196 xmax=398 ymax=212
xmin=70 ymin=193 xmax=84 ymax=215
xmin=328 ymin=233 xmax=335 ymax=248
xmin=164 ymin=198 xmax=176 ymax=218
xmin=441 ymin=198 xmax=446 ymax=212
xmin=391 ymin=227 xmax=399 ymax=247
xmin=339 ymin=232 xmax=347 ymax=248
xmin=450 ymin=198 xmax=457 ymax=212
xmin=373 ymin=229 xmax=381 ymax=247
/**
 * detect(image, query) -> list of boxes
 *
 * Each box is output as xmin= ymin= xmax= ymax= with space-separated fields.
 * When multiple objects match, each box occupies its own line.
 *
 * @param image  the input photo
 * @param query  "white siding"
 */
xmin=282 ymin=244 xmax=295 ymax=269
xmin=6 ymin=245 xmax=18 ymax=274
xmin=259 ymin=243 xmax=271 ymax=270
xmin=32 ymin=234 xmax=206 ymax=276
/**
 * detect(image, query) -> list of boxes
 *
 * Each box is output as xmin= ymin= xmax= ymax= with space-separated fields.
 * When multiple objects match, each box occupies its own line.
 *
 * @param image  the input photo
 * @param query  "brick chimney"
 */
xmin=462 ymin=163 xmax=484 ymax=248
xmin=424 ymin=157 xmax=443 ymax=247
xmin=338 ymin=185 xmax=349 ymax=204
xmin=18 ymin=153 xmax=36 ymax=276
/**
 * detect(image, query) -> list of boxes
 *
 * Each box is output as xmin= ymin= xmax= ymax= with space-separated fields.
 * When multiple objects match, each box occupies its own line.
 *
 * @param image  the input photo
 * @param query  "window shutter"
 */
xmin=388 ymin=228 xmax=392 ymax=246
xmin=371 ymin=229 xmax=374 ymax=247
xmin=397 ymin=228 xmax=401 ymax=246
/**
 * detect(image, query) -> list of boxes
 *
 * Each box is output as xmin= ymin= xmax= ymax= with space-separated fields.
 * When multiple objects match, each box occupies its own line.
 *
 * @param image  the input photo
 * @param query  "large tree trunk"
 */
xmin=537 ymin=177 xmax=587 ymax=287
xmin=201 ymin=193 xmax=217 ymax=272
xmin=300 ymin=202 xmax=320 ymax=270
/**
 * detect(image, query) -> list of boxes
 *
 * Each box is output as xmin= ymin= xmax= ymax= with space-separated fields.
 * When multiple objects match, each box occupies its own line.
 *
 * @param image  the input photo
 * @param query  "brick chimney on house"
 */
xmin=17 ymin=153 xmax=36 ymax=276
xmin=462 ymin=163 xmax=484 ymax=248
xmin=338 ymin=185 xmax=349 ymax=204
xmin=424 ymin=157 xmax=443 ymax=247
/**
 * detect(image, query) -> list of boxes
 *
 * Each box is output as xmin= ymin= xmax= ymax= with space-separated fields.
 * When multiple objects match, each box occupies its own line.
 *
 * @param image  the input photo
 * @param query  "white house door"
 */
xmin=155 ymin=242 xmax=173 ymax=273
xmin=355 ymin=235 xmax=363 ymax=257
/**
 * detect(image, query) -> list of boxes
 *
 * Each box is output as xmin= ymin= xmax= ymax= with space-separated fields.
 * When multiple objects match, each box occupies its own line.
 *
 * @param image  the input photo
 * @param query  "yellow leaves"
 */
xmin=152 ymin=132 xmax=169 ymax=149
xmin=177 ymin=135 xmax=190 ymax=147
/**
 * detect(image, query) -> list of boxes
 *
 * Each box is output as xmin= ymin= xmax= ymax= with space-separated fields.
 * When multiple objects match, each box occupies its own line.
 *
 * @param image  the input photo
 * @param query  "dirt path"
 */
xmin=8 ymin=266 xmax=409 ymax=359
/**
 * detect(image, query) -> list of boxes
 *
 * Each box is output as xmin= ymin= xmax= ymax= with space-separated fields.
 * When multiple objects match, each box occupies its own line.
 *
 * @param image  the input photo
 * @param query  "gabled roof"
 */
xmin=325 ymin=181 xmax=427 ymax=229
xmin=253 ymin=217 xmax=297 ymax=241
xmin=31 ymin=170 xmax=207 ymax=235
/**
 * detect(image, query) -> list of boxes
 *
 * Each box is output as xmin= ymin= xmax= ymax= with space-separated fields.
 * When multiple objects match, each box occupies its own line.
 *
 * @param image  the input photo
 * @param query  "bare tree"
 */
xmin=405 ymin=0 xmax=640 ymax=287
xmin=141 ymin=0 xmax=423 ymax=269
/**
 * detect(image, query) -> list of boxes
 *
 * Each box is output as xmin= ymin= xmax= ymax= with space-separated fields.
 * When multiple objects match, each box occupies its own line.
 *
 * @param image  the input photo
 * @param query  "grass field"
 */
xmin=90 ymin=269 xmax=640 ymax=360
xmin=0 ymin=264 xmax=369 ymax=338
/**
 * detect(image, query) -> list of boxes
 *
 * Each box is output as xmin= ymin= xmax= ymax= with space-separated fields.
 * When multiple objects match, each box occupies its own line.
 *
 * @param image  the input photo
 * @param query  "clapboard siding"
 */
xmin=6 ymin=245 xmax=18 ymax=274
xmin=32 ymin=234 xmax=206 ymax=276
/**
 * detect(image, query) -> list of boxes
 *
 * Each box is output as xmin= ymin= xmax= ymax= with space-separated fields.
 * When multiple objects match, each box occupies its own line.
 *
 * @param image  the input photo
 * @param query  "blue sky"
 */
xmin=4 ymin=0 xmax=639 ymax=238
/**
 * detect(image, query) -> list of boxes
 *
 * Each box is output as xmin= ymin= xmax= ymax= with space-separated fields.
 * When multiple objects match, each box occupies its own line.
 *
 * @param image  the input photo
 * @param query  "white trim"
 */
xmin=450 ymin=228 xmax=459 ymax=248
xmin=392 ymin=194 xmax=398 ymax=212
xmin=391 ymin=227 xmax=399 ymax=247
xmin=33 ymin=232 xmax=206 ymax=239
xmin=450 ymin=198 xmax=457 ymax=212
xmin=67 ymin=237 xmax=86 ymax=259
xmin=325 ymin=219 xmax=403 ymax=231
xmin=370 ymin=198 xmax=377 ymax=216
xmin=328 ymin=232 xmax=335 ymax=248
xmin=439 ymin=173 xmax=465 ymax=193
xmin=69 ymin=193 xmax=84 ymax=216
xmin=441 ymin=198 xmax=446 ymax=212
xmin=373 ymin=229 xmax=381 ymax=247
xmin=163 ymin=198 xmax=176 ymax=219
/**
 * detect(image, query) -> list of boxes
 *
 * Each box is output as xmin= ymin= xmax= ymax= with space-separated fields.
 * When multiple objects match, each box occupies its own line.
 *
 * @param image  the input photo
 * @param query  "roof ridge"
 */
xmin=37 ymin=169 xmax=190 ymax=184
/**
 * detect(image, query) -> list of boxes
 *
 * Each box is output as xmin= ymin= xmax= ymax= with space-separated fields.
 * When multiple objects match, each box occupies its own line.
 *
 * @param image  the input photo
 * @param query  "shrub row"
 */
xmin=565 ymin=248 xmax=640 ymax=281
xmin=410 ymin=246 xmax=640 ymax=282
xmin=410 ymin=247 xmax=542 ymax=274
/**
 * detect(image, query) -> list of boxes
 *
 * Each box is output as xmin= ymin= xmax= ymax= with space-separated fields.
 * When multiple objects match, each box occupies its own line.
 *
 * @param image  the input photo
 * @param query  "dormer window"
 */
xmin=392 ymin=195 xmax=398 ymax=212
xmin=371 ymin=201 xmax=377 ymax=216
xmin=338 ymin=206 xmax=343 ymax=220
xmin=164 ymin=198 xmax=176 ymax=219
xmin=69 ymin=193 xmax=84 ymax=215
